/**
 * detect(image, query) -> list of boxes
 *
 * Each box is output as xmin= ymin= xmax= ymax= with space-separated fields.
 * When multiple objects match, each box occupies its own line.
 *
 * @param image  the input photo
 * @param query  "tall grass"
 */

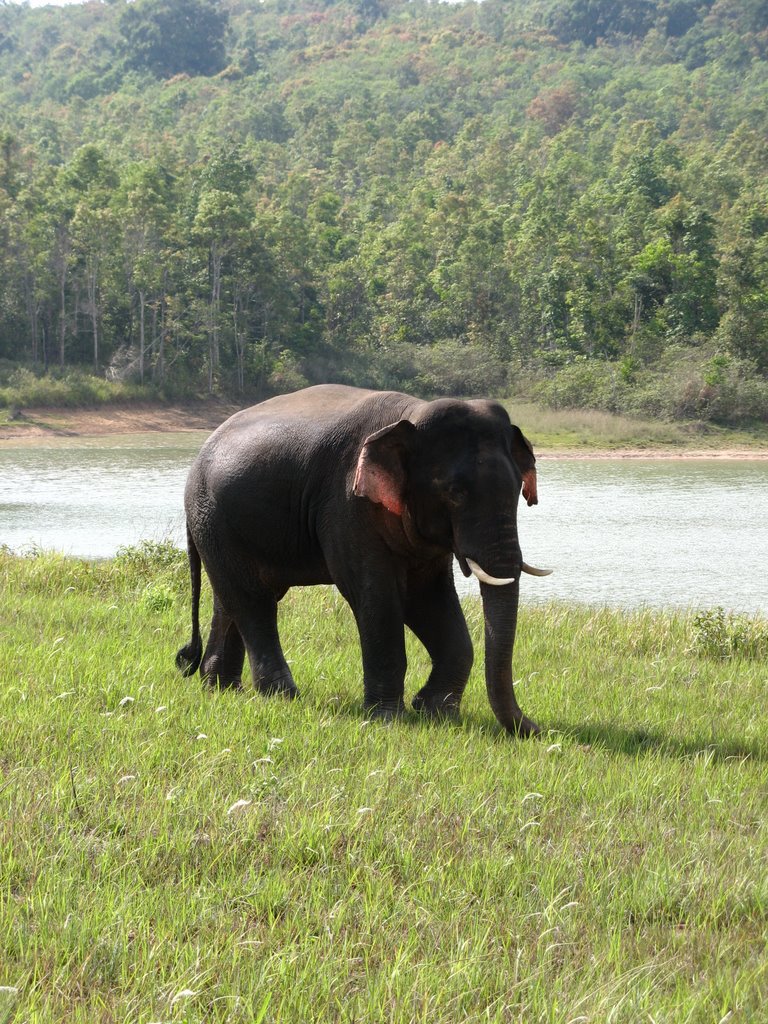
xmin=507 ymin=402 xmax=768 ymax=452
xmin=1 ymin=549 xmax=766 ymax=1022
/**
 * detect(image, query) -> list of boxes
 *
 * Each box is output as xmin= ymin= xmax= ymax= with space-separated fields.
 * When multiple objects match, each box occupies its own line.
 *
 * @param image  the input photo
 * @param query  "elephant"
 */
xmin=176 ymin=384 xmax=551 ymax=736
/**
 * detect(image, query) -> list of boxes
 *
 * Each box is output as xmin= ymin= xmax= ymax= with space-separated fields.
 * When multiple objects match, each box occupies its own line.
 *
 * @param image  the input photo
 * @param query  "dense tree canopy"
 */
xmin=0 ymin=0 xmax=766 ymax=421
xmin=119 ymin=0 xmax=228 ymax=78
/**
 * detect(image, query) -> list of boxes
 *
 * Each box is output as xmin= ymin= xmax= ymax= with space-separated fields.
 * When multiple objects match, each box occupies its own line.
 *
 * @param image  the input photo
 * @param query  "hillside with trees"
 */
xmin=0 ymin=0 xmax=767 ymax=422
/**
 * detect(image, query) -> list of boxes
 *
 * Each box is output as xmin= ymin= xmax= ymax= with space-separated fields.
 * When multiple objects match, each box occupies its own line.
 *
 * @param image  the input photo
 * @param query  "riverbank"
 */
xmin=1 ymin=399 xmax=766 ymax=457
xmin=0 ymin=401 xmax=240 ymax=441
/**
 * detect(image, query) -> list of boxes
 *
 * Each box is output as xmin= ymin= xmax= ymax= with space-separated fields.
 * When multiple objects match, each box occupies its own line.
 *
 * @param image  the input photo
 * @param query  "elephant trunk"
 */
xmin=480 ymin=578 xmax=539 ymax=737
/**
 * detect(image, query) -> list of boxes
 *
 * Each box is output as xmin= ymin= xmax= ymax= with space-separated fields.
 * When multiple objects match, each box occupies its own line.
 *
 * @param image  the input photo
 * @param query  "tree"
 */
xmin=547 ymin=0 xmax=657 ymax=46
xmin=113 ymin=161 xmax=176 ymax=384
xmin=119 ymin=0 xmax=228 ymax=79
xmin=63 ymin=146 xmax=119 ymax=368
xmin=191 ymin=188 xmax=245 ymax=391
xmin=717 ymin=195 xmax=768 ymax=373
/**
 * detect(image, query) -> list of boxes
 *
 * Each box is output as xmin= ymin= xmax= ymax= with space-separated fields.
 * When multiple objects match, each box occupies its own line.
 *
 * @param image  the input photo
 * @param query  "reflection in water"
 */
xmin=0 ymin=434 xmax=766 ymax=613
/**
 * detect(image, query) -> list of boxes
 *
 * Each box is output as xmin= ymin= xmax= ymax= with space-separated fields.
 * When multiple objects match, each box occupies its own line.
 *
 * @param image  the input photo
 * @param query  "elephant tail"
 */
xmin=175 ymin=524 xmax=203 ymax=677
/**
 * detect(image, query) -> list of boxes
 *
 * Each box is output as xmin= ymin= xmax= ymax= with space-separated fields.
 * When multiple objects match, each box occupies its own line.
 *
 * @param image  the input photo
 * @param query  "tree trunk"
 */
xmin=156 ymin=270 xmax=167 ymax=386
xmin=88 ymin=259 xmax=99 ymax=370
xmin=59 ymin=269 xmax=66 ymax=368
xmin=139 ymin=288 xmax=146 ymax=385
xmin=209 ymin=242 xmax=222 ymax=394
xmin=23 ymin=272 xmax=39 ymax=365
xmin=233 ymin=290 xmax=246 ymax=392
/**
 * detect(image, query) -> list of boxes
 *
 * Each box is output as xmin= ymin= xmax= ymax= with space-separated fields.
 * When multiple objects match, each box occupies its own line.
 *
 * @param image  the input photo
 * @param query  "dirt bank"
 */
xmin=0 ymin=402 xmax=240 ymax=441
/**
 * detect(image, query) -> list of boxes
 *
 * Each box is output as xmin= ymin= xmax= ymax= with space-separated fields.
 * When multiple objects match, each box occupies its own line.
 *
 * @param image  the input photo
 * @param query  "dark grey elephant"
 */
xmin=176 ymin=385 xmax=550 ymax=735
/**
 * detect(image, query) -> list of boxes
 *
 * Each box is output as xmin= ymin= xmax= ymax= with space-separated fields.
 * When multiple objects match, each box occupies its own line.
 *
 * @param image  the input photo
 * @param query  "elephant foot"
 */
xmin=204 ymin=677 xmax=243 ymax=692
xmin=365 ymin=699 xmax=406 ymax=723
xmin=255 ymin=675 xmax=299 ymax=699
xmin=201 ymin=659 xmax=244 ymax=691
xmin=412 ymin=692 xmax=461 ymax=723
xmin=505 ymin=713 xmax=540 ymax=738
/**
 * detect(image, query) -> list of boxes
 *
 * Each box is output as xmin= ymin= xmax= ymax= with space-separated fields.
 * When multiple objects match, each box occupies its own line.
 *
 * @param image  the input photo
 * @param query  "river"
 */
xmin=1 ymin=432 xmax=766 ymax=614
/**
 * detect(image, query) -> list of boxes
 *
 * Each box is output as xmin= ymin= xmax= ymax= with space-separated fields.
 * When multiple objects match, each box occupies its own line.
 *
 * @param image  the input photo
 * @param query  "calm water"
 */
xmin=1 ymin=433 xmax=766 ymax=614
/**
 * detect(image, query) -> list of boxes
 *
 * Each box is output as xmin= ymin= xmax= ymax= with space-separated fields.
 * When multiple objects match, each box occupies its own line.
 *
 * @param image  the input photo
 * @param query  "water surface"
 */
xmin=514 ymin=457 xmax=767 ymax=614
xmin=0 ymin=432 xmax=202 ymax=558
xmin=1 ymin=434 xmax=766 ymax=614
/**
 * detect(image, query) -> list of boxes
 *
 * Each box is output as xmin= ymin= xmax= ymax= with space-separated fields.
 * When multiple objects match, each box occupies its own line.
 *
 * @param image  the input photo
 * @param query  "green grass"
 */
xmin=1 ymin=549 xmax=766 ymax=1023
xmin=507 ymin=402 xmax=768 ymax=452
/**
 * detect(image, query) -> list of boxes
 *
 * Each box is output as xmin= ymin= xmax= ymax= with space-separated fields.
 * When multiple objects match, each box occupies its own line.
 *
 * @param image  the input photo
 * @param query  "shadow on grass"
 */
xmin=211 ymin=685 xmax=765 ymax=763
xmin=368 ymin=705 xmax=765 ymax=764
xmin=546 ymin=719 xmax=765 ymax=764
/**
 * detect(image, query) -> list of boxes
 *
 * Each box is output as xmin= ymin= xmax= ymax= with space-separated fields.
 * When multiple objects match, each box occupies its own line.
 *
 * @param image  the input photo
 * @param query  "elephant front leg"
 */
xmin=201 ymin=597 xmax=245 ymax=690
xmin=406 ymin=569 xmax=474 ymax=721
xmin=351 ymin=589 xmax=408 ymax=720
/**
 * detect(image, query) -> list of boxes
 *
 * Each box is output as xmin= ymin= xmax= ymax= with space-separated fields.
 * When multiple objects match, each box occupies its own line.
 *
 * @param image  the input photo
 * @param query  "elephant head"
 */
xmin=353 ymin=398 xmax=549 ymax=735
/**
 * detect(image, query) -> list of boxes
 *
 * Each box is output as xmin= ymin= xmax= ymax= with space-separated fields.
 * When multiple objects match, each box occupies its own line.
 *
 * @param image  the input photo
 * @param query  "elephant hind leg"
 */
xmin=236 ymin=592 xmax=298 ymax=699
xmin=406 ymin=570 xmax=474 ymax=721
xmin=201 ymin=597 xmax=246 ymax=690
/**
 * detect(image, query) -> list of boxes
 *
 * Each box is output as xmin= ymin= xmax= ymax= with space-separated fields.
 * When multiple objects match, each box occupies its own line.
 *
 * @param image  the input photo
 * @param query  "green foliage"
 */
xmin=138 ymin=580 xmax=176 ymax=613
xmin=547 ymin=0 xmax=658 ymax=46
xmin=0 ymin=367 xmax=147 ymax=409
xmin=114 ymin=539 xmax=188 ymax=592
xmin=119 ymin=0 xmax=228 ymax=78
xmin=690 ymin=606 xmax=768 ymax=660
xmin=535 ymin=346 xmax=768 ymax=423
xmin=353 ymin=339 xmax=506 ymax=397
xmin=0 ymin=0 xmax=767 ymax=416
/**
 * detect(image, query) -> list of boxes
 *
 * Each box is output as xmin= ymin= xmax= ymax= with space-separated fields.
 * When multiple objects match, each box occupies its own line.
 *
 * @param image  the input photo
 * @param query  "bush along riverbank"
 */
xmin=1 ymin=546 xmax=766 ymax=1022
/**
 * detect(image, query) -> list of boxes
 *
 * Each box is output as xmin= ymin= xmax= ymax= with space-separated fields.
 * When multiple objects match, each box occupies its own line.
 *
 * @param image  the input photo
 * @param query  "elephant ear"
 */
xmin=353 ymin=420 xmax=416 ymax=516
xmin=509 ymin=424 xmax=539 ymax=507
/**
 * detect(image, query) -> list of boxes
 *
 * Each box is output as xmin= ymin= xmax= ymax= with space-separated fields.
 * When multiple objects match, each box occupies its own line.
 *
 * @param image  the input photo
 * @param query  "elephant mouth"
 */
xmin=456 ymin=551 xmax=553 ymax=584
xmin=456 ymin=552 xmax=472 ymax=578
xmin=466 ymin=558 xmax=518 ymax=586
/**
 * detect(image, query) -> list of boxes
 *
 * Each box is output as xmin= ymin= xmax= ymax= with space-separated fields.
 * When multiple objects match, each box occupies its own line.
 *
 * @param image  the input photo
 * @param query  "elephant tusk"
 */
xmin=466 ymin=558 xmax=516 ymax=587
xmin=522 ymin=562 xmax=553 ymax=577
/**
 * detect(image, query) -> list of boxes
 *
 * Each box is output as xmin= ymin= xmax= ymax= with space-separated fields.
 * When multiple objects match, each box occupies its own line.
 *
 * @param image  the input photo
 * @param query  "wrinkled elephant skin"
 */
xmin=176 ymin=385 xmax=543 ymax=735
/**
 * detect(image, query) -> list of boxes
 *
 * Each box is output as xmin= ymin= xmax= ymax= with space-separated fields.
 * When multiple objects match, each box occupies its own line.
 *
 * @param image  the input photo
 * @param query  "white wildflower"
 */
xmin=227 ymin=799 xmax=252 ymax=816
xmin=170 ymin=989 xmax=197 ymax=1005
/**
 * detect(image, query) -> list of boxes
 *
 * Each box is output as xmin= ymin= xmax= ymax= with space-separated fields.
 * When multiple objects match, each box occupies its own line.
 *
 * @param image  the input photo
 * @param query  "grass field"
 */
xmin=1 ymin=548 xmax=766 ymax=1023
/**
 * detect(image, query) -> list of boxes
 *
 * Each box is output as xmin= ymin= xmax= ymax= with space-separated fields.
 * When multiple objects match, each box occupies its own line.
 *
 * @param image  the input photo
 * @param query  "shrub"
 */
xmin=532 ymin=348 xmax=768 ymax=425
xmin=267 ymin=349 xmax=310 ymax=393
xmin=409 ymin=340 xmax=507 ymax=397
xmin=534 ymin=359 xmax=629 ymax=412
xmin=689 ymin=607 xmax=768 ymax=659
xmin=333 ymin=340 xmax=507 ymax=398
xmin=114 ymin=539 xmax=188 ymax=591
xmin=139 ymin=582 xmax=176 ymax=613
xmin=628 ymin=350 xmax=768 ymax=423
xmin=0 ymin=367 xmax=148 ymax=409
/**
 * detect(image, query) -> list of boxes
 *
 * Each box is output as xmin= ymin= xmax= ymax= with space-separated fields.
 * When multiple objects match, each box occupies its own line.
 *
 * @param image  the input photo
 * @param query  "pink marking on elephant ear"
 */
xmin=353 ymin=420 xmax=414 ymax=517
xmin=522 ymin=468 xmax=538 ymax=507
xmin=353 ymin=448 xmax=405 ymax=516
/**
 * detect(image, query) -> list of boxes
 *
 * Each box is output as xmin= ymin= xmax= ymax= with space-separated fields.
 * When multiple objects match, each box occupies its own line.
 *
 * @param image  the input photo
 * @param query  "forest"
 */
xmin=0 ymin=0 xmax=767 ymax=422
